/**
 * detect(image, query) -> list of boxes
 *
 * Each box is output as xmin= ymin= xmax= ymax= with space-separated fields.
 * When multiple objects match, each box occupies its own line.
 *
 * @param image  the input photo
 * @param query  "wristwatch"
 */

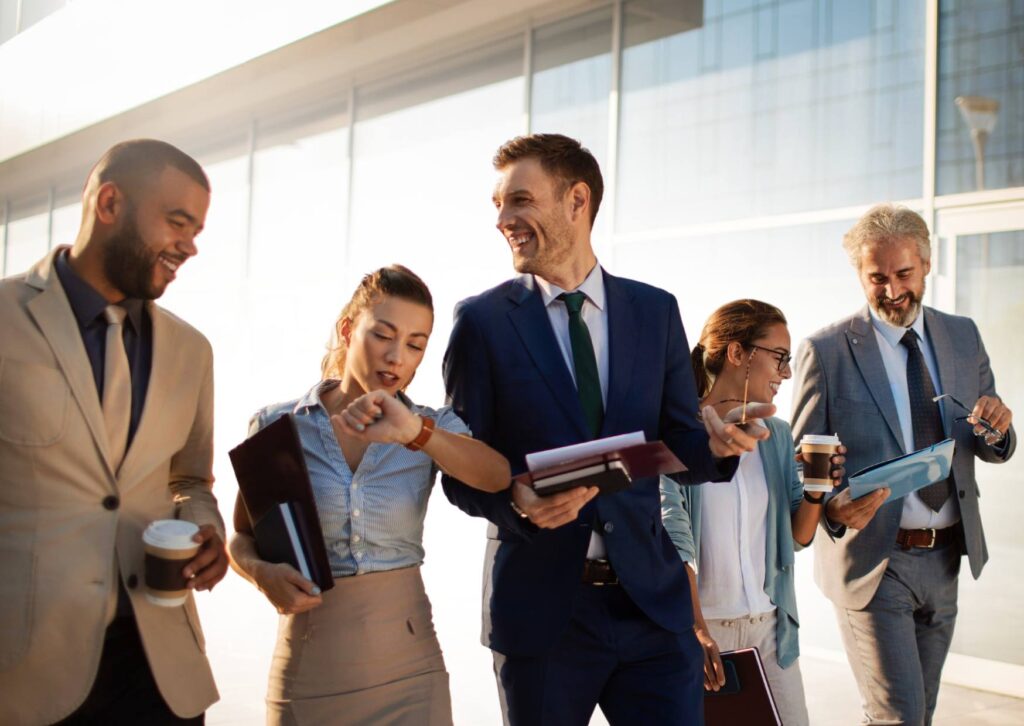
xmin=803 ymin=490 xmax=826 ymax=504
xmin=510 ymin=499 xmax=530 ymax=519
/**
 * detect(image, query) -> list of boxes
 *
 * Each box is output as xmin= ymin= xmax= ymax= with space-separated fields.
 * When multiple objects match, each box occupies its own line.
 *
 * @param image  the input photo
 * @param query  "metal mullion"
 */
xmin=523 ymin=25 xmax=533 ymax=135
xmin=923 ymin=0 xmax=939 ymax=305
xmin=604 ymin=0 xmax=623 ymax=264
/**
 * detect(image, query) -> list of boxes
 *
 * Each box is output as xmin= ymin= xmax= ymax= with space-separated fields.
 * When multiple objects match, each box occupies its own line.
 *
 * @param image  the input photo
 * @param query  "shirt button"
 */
xmin=352 ymin=534 xmax=361 ymax=543
xmin=603 ymin=522 xmax=614 ymax=534
xmin=353 ymin=509 xmax=361 ymax=518
xmin=102 ymin=495 xmax=119 ymax=511
xmin=352 ymin=481 xmax=358 ymax=489
xmin=959 ymin=490 xmax=966 ymax=499
xmin=355 ymin=551 xmax=364 ymax=559
xmin=126 ymin=574 xmax=138 ymax=589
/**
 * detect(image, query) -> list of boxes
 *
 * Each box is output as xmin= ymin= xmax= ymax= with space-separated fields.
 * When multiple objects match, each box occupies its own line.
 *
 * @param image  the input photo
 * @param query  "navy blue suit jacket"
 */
xmin=442 ymin=270 xmax=734 ymax=657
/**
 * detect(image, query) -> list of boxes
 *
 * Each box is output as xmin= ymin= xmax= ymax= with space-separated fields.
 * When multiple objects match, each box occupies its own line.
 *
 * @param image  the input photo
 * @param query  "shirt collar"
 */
xmin=298 ymin=379 xmax=421 ymax=415
xmin=535 ymin=262 xmax=605 ymax=311
xmin=53 ymin=250 xmax=145 ymax=332
xmin=868 ymin=303 xmax=926 ymax=350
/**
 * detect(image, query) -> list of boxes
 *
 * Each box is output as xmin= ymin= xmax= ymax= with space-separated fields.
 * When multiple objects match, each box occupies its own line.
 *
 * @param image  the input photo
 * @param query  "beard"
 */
xmin=511 ymin=214 xmax=576 ymax=278
xmin=102 ymin=208 xmax=162 ymax=300
xmin=872 ymin=281 xmax=925 ymax=327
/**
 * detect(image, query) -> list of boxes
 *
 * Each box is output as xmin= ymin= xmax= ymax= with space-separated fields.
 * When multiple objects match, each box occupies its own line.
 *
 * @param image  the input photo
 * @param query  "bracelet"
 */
xmin=510 ymin=498 xmax=530 ymax=519
xmin=803 ymin=490 xmax=826 ymax=504
xmin=404 ymin=415 xmax=436 ymax=451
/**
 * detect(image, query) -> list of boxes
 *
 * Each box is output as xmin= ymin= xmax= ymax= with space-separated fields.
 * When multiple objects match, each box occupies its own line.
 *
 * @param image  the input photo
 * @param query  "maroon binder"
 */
xmin=514 ymin=440 xmax=686 ymax=496
xmin=228 ymin=413 xmax=334 ymax=591
xmin=704 ymin=647 xmax=782 ymax=726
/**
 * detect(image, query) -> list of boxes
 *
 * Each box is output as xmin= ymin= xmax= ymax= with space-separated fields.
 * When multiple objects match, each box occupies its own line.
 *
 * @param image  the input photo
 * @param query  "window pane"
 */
xmin=247 ymin=105 xmax=351 ymax=402
xmin=949 ymin=230 xmax=1024 ymax=665
xmin=4 ymin=198 xmax=49 ymax=276
xmin=618 ymin=0 xmax=926 ymax=232
xmin=531 ymin=7 xmax=613 ymax=239
xmin=18 ymin=0 xmax=66 ymax=32
xmin=936 ymin=0 xmax=1024 ymax=194
xmin=1 ymin=0 xmax=18 ymax=44
xmin=50 ymin=199 xmax=81 ymax=249
xmin=350 ymin=37 xmax=525 ymax=405
xmin=611 ymin=219 xmax=863 ymax=420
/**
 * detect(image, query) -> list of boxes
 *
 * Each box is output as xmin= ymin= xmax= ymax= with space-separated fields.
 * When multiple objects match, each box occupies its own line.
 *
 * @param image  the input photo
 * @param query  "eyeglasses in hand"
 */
xmin=932 ymin=393 xmax=1003 ymax=440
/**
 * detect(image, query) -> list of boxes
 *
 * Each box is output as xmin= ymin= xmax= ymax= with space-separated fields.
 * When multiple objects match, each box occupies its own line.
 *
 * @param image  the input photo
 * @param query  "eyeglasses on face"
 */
xmin=932 ymin=393 xmax=1002 ymax=438
xmin=746 ymin=344 xmax=792 ymax=373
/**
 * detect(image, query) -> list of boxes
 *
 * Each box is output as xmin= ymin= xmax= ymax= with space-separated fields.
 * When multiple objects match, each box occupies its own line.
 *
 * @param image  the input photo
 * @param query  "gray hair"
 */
xmin=842 ymin=204 xmax=931 ymax=268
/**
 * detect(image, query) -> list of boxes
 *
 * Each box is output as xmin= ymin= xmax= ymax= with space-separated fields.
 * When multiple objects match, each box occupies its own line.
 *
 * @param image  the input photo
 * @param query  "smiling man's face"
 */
xmin=857 ymin=237 xmax=930 ymax=327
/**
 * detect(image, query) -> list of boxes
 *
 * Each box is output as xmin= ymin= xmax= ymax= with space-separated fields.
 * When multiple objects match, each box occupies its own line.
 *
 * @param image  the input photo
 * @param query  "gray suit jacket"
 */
xmin=791 ymin=305 xmax=1016 ymax=610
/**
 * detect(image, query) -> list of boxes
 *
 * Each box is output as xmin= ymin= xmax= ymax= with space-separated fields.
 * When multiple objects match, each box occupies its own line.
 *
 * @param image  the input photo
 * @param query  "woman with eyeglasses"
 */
xmin=661 ymin=299 xmax=845 ymax=726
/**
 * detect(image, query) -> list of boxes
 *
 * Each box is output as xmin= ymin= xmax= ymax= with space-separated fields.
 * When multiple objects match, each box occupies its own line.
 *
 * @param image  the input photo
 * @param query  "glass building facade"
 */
xmin=2 ymin=0 xmax=1022 ymax=721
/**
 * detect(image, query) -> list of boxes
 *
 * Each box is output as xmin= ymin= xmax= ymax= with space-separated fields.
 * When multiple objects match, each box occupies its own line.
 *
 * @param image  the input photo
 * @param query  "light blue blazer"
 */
xmin=660 ymin=416 xmax=805 ymax=668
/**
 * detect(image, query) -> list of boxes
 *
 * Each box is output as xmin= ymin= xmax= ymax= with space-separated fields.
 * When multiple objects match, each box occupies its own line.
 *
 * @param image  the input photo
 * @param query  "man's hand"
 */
xmin=695 ymin=625 xmax=725 ymax=692
xmin=254 ymin=561 xmax=323 ymax=615
xmin=703 ymin=403 xmax=775 ymax=458
xmin=183 ymin=524 xmax=229 ymax=592
xmin=511 ymin=481 xmax=598 ymax=529
xmin=825 ymin=487 xmax=889 ymax=530
xmin=971 ymin=395 xmax=1012 ymax=446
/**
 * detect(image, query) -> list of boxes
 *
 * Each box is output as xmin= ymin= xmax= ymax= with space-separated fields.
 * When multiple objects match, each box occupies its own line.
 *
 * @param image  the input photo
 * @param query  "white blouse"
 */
xmin=697 ymin=446 xmax=776 ymax=619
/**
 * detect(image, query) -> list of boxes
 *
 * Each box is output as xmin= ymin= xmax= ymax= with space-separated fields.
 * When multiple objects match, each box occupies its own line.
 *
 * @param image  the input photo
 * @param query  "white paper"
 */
xmin=525 ymin=431 xmax=646 ymax=471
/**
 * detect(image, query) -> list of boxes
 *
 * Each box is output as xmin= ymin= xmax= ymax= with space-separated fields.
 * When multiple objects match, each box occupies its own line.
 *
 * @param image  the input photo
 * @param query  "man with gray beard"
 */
xmin=791 ymin=204 xmax=1015 ymax=725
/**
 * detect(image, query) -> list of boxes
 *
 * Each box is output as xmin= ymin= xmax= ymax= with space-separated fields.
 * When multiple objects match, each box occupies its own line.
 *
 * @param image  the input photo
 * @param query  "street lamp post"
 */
xmin=954 ymin=95 xmax=1000 ymax=191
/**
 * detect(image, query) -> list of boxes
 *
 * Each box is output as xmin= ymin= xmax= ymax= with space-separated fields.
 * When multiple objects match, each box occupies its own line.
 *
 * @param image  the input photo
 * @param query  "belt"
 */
xmin=581 ymin=559 xmax=618 ymax=586
xmin=896 ymin=526 xmax=957 ymax=550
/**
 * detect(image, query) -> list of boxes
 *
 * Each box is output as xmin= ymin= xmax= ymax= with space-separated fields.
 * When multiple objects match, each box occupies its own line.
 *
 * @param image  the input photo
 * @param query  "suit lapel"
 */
xmin=602 ymin=272 xmax=637 ymax=437
xmin=923 ymin=308 xmax=957 ymax=437
xmin=847 ymin=307 xmax=906 ymax=452
xmin=117 ymin=303 xmax=172 ymax=489
xmin=506 ymin=275 xmax=590 ymax=438
xmin=25 ymin=252 xmax=117 ymax=480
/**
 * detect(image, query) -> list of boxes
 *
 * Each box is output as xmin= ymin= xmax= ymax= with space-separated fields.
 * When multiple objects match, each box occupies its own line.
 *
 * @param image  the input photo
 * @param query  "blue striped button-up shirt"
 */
xmin=250 ymin=380 xmax=471 ymax=577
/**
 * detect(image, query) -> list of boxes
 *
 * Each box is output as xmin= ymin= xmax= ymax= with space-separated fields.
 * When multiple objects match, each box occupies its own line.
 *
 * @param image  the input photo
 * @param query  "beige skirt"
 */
xmin=266 ymin=565 xmax=453 ymax=726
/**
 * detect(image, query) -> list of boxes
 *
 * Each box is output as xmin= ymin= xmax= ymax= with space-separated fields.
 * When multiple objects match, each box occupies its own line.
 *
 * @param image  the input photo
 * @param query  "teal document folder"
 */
xmin=849 ymin=438 xmax=955 ymax=502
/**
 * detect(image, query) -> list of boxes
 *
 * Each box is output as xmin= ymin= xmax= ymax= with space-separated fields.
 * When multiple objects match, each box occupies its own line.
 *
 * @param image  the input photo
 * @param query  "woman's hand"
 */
xmin=696 ymin=624 xmax=725 ymax=692
xmin=253 ymin=561 xmax=323 ymax=615
xmin=333 ymin=390 xmax=421 ymax=445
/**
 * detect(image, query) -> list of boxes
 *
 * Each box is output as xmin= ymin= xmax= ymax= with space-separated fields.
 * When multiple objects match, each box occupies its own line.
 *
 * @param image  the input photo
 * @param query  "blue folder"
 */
xmin=849 ymin=438 xmax=956 ymax=502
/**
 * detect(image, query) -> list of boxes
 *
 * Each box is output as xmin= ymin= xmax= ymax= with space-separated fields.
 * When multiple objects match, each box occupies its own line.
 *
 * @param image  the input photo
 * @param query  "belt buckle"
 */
xmin=924 ymin=528 xmax=936 ymax=548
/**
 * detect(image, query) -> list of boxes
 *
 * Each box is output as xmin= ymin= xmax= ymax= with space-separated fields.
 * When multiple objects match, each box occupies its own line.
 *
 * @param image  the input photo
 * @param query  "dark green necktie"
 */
xmin=558 ymin=292 xmax=604 ymax=437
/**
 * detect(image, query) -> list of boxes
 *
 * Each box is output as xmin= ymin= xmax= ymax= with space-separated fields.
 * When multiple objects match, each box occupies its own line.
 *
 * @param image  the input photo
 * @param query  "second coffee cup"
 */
xmin=143 ymin=519 xmax=200 ymax=607
xmin=800 ymin=434 xmax=841 ymax=493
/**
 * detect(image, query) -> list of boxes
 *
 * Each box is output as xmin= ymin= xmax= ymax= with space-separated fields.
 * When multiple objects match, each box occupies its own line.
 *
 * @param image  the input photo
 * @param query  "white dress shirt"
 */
xmin=868 ymin=307 xmax=960 ymax=529
xmin=536 ymin=263 xmax=610 ymax=559
xmin=697 ymin=446 xmax=775 ymax=619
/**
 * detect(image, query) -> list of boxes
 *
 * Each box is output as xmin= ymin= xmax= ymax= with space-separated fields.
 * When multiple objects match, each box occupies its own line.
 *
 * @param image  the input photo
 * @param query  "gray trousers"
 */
xmin=835 ymin=541 xmax=960 ymax=726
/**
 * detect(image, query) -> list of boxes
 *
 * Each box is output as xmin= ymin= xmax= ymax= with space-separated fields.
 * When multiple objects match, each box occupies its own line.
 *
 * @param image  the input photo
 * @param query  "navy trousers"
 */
xmin=494 ymin=582 xmax=703 ymax=725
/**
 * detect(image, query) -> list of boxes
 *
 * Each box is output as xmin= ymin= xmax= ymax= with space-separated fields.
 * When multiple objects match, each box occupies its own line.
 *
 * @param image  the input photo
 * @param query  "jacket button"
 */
xmin=102 ymin=495 xmax=120 ymax=510
xmin=603 ymin=522 xmax=615 ymax=534
xmin=126 ymin=574 xmax=138 ymax=589
xmin=959 ymin=490 xmax=966 ymax=499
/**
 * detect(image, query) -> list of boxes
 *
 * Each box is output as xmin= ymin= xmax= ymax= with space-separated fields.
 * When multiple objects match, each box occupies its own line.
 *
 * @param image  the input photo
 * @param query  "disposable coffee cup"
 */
xmin=143 ymin=520 xmax=200 ymax=607
xmin=800 ymin=434 xmax=841 ymax=493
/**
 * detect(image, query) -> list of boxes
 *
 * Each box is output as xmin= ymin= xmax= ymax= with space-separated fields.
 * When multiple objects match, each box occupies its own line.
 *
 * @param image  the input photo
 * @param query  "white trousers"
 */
xmin=706 ymin=611 xmax=809 ymax=726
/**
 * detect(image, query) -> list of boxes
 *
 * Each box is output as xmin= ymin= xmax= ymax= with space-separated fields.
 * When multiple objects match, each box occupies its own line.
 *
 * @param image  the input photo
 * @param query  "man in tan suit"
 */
xmin=0 ymin=139 xmax=228 ymax=724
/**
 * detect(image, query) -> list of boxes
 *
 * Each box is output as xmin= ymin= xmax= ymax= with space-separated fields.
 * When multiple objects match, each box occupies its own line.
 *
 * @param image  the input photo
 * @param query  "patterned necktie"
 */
xmin=900 ymin=329 xmax=951 ymax=511
xmin=558 ymin=292 xmax=603 ymax=437
xmin=103 ymin=305 xmax=131 ymax=471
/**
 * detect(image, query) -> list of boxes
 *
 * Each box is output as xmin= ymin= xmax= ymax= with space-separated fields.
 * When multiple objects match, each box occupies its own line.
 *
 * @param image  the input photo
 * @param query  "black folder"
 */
xmin=228 ymin=414 xmax=334 ymax=591
xmin=704 ymin=647 xmax=782 ymax=726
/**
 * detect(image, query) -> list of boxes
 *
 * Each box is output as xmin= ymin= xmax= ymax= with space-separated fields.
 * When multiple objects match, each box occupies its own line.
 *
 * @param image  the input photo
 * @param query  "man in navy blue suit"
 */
xmin=442 ymin=134 xmax=773 ymax=725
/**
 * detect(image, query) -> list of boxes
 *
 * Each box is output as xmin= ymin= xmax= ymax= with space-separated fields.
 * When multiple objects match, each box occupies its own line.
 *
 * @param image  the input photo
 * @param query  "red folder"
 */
xmin=515 ymin=440 xmax=686 ymax=496
xmin=704 ymin=647 xmax=782 ymax=726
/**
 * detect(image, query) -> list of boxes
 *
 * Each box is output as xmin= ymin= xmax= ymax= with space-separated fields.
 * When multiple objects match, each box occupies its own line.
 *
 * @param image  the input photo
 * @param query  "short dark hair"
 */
xmin=493 ymin=134 xmax=604 ymax=227
xmin=92 ymin=139 xmax=210 ymax=196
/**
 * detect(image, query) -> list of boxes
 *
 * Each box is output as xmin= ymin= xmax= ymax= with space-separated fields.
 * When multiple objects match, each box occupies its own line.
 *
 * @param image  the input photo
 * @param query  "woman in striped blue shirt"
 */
xmin=229 ymin=265 xmax=510 ymax=726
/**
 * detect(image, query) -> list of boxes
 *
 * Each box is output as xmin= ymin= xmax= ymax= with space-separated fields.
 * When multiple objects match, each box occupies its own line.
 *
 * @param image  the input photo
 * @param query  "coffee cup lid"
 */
xmin=143 ymin=519 xmax=199 ymax=549
xmin=801 ymin=434 xmax=840 ymax=446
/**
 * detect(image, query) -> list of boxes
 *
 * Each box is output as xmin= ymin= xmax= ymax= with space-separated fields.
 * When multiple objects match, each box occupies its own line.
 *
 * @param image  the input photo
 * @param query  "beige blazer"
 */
xmin=0 ymin=247 xmax=225 ymax=724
